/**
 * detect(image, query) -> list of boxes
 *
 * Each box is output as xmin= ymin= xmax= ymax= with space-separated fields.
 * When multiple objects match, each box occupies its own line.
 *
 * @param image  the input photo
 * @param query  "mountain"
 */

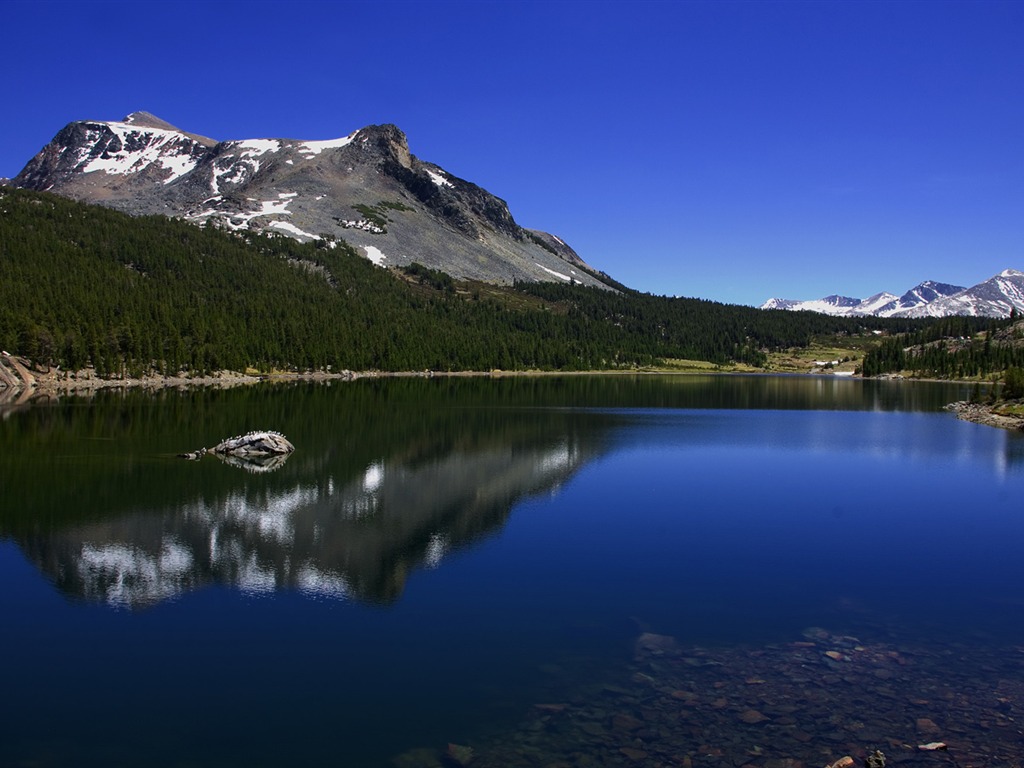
xmin=761 ymin=292 xmax=899 ymax=316
xmin=10 ymin=112 xmax=612 ymax=289
xmin=871 ymin=280 xmax=966 ymax=316
xmin=900 ymin=270 xmax=1024 ymax=318
xmin=761 ymin=273 xmax=1024 ymax=318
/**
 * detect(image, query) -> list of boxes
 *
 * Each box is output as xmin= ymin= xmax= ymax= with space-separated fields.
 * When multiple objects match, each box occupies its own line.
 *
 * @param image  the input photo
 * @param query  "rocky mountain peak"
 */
xmin=121 ymin=111 xmax=218 ymax=147
xmin=358 ymin=123 xmax=413 ymax=169
xmin=11 ymin=113 xmax=612 ymax=289
xmin=122 ymin=111 xmax=180 ymax=131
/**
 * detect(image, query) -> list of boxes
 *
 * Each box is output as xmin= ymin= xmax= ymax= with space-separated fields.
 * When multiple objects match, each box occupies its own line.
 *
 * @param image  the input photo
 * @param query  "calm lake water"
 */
xmin=1 ymin=375 xmax=1022 ymax=768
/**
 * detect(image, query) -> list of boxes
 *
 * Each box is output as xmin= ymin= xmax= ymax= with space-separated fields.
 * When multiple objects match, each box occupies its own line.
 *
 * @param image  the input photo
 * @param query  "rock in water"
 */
xmin=446 ymin=743 xmax=474 ymax=767
xmin=212 ymin=431 xmax=295 ymax=457
xmin=634 ymin=632 xmax=680 ymax=657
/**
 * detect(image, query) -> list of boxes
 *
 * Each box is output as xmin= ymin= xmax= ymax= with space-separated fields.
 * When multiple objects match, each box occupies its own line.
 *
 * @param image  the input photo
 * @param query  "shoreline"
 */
xmin=5 ymin=363 xmax=1024 ymax=432
xmin=1 ymin=365 xmax=683 ymax=404
xmin=944 ymin=401 xmax=1024 ymax=432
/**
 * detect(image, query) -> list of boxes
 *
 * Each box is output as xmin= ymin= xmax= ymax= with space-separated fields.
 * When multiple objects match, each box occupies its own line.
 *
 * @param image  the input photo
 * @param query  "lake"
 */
xmin=1 ymin=375 xmax=1022 ymax=768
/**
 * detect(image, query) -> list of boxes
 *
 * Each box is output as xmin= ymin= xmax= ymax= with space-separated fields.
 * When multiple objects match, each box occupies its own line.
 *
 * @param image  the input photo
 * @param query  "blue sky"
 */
xmin=3 ymin=0 xmax=1021 ymax=306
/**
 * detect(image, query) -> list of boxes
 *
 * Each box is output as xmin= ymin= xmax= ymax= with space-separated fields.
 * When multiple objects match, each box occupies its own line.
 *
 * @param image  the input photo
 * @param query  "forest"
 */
xmin=859 ymin=313 xmax=1024 ymax=382
xmin=0 ymin=187 xmax=948 ymax=377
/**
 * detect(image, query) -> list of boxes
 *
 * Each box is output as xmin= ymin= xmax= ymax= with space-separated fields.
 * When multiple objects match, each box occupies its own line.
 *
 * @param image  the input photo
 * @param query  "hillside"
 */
xmin=1 ymin=189 xmax=945 ymax=383
xmin=860 ymin=314 xmax=1024 ymax=379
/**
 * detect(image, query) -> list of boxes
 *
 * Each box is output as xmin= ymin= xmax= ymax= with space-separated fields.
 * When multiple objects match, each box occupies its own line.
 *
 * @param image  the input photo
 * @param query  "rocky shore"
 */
xmin=945 ymin=401 xmax=1024 ymax=431
xmin=0 ymin=359 xmax=431 ymax=404
xmin=0 ymin=359 xmax=670 ymax=406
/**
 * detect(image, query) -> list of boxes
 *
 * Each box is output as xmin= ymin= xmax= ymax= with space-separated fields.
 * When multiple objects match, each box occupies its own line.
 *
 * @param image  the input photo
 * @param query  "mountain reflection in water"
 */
xmin=31 ymin=437 xmax=589 ymax=608
xmin=8 ymin=379 xmax=608 ymax=608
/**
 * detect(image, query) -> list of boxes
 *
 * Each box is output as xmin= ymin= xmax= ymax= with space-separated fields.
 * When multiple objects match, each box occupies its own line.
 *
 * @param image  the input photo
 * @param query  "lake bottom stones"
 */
xmin=398 ymin=626 xmax=1023 ymax=768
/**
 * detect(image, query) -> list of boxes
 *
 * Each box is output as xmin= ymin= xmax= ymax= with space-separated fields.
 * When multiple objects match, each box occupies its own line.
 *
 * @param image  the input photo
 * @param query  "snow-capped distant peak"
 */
xmin=761 ymin=293 xmax=892 ymax=317
xmin=760 ymin=298 xmax=799 ymax=311
xmin=763 ymin=271 xmax=1024 ymax=319
xmin=857 ymin=292 xmax=899 ymax=314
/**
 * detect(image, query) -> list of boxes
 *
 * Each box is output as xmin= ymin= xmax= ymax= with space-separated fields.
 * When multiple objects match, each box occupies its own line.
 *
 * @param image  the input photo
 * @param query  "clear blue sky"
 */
xmin=3 ymin=0 xmax=1021 ymax=306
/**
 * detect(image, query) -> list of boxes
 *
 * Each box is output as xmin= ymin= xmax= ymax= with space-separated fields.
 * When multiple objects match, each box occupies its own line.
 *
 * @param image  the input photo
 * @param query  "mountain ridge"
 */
xmin=10 ymin=112 xmax=612 ymax=289
xmin=763 ymin=271 xmax=1024 ymax=319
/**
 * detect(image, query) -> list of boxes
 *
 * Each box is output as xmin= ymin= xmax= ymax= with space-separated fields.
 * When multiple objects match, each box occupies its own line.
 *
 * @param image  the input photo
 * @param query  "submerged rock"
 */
xmin=391 ymin=747 xmax=443 ymax=768
xmin=446 ymin=743 xmax=474 ymax=767
xmin=738 ymin=709 xmax=769 ymax=724
xmin=634 ymin=632 xmax=680 ymax=658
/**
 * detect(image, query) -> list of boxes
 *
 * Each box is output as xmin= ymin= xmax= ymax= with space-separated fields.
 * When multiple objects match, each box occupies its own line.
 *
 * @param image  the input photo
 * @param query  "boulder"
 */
xmin=212 ymin=431 xmax=295 ymax=457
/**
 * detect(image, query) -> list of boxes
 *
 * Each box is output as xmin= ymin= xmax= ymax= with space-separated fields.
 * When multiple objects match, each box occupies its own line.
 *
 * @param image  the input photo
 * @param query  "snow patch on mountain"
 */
xmin=232 ymin=139 xmax=283 ymax=156
xmin=269 ymin=221 xmax=317 ymax=239
xmin=537 ymin=263 xmax=572 ymax=281
xmin=75 ymin=120 xmax=201 ymax=184
xmin=425 ymin=168 xmax=453 ymax=188
xmin=297 ymin=132 xmax=358 ymax=156
xmin=363 ymin=246 xmax=387 ymax=266
xmin=188 ymin=196 xmax=296 ymax=232
xmin=340 ymin=219 xmax=385 ymax=234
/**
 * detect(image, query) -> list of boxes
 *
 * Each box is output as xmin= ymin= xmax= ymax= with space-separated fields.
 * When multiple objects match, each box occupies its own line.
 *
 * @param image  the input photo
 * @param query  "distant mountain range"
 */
xmin=762 ymin=270 xmax=1024 ymax=318
xmin=8 ymin=111 xmax=614 ymax=289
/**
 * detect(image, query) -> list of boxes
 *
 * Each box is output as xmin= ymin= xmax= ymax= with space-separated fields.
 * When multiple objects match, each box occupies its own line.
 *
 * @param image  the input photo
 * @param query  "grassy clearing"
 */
xmin=995 ymin=402 xmax=1024 ymax=417
xmin=764 ymin=334 xmax=883 ymax=374
xmin=657 ymin=358 xmax=761 ymax=373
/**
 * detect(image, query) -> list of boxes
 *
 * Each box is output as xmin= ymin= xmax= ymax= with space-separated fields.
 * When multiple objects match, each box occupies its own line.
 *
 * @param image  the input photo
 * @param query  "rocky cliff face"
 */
xmin=12 ymin=112 xmax=609 ymax=287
